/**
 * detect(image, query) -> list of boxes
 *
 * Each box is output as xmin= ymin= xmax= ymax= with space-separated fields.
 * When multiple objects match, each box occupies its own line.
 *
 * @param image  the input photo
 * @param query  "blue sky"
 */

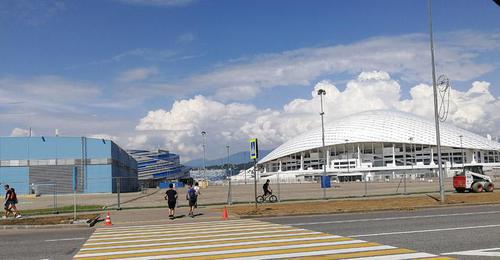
xmin=1 ymin=0 xmax=499 ymax=161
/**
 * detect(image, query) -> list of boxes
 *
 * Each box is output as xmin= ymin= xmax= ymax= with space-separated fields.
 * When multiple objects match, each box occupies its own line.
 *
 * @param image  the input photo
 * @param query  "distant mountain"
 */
xmin=184 ymin=149 xmax=272 ymax=168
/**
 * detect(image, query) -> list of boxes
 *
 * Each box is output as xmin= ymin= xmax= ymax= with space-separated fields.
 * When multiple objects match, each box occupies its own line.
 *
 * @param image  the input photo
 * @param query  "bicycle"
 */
xmin=256 ymin=193 xmax=278 ymax=203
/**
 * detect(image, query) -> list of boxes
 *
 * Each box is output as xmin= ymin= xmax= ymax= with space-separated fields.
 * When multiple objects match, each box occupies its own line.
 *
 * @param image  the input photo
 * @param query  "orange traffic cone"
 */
xmin=105 ymin=212 xmax=113 ymax=226
xmin=222 ymin=206 xmax=229 ymax=220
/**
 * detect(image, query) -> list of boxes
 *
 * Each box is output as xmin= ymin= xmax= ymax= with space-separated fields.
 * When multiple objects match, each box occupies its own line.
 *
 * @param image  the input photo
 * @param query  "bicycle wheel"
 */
xmin=256 ymin=195 xmax=265 ymax=203
xmin=268 ymin=195 xmax=278 ymax=203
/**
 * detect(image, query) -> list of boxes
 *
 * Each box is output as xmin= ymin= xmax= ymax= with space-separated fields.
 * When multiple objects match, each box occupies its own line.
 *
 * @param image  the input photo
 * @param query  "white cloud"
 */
xmin=183 ymin=32 xmax=498 ymax=102
xmin=177 ymin=33 xmax=195 ymax=44
xmin=10 ymin=128 xmax=31 ymax=137
xmin=133 ymin=71 xmax=500 ymax=161
xmin=113 ymin=0 xmax=194 ymax=7
xmin=117 ymin=67 xmax=158 ymax=82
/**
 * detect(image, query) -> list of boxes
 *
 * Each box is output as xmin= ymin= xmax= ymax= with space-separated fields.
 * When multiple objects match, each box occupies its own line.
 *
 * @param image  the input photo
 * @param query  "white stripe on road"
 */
xmin=81 ymin=231 xmax=324 ymax=250
xmin=45 ymin=237 xmax=86 ymax=242
xmin=115 ymin=245 xmax=396 ymax=260
xmin=95 ymin=219 xmax=252 ymax=231
xmin=84 ymin=228 xmax=313 ymax=246
xmin=288 ymin=210 xmax=500 ymax=226
xmin=93 ymin=220 xmax=265 ymax=235
xmin=443 ymin=247 xmax=500 ymax=257
xmin=87 ymin=225 xmax=293 ymax=241
xmin=349 ymin=224 xmax=500 ymax=237
xmin=347 ymin=252 xmax=437 ymax=260
xmin=77 ymin=236 xmax=352 ymax=257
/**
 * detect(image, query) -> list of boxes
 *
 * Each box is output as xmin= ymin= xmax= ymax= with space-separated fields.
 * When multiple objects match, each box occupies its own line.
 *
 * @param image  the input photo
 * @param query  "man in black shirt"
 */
xmin=263 ymin=179 xmax=272 ymax=197
xmin=164 ymin=183 xmax=178 ymax=219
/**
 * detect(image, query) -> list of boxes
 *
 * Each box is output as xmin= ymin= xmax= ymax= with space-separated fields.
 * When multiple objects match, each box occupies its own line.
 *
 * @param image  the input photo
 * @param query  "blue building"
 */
xmin=128 ymin=149 xmax=189 ymax=187
xmin=0 ymin=136 xmax=138 ymax=194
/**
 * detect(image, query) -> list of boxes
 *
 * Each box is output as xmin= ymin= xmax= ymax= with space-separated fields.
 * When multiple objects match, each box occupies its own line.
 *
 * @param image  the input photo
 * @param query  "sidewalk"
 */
xmin=98 ymin=205 xmax=236 ymax=227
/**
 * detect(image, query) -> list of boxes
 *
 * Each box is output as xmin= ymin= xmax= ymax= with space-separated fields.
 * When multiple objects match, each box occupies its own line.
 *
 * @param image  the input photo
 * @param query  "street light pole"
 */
xmin=226 ymin=145 xmax=232 ymax=205
xmin=460 ymin=135 xmax=465 ymax=174
xmin=345 ymin=139 xmax=350 ymax=173
xmin=317 ymin=89 xmax=327 ymax=200
xmin=428 ymin=0 xmax=445 ymax=203
xmin=201 ymin=131 xmax=207 ymax=181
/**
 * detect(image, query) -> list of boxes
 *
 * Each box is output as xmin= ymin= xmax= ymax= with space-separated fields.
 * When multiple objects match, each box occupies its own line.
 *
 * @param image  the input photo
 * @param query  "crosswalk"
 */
xmin=74 ymin=219 xmax=452 ymax=259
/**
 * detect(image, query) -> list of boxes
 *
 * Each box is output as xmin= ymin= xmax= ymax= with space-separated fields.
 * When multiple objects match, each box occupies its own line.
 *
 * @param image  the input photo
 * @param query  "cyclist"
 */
xmin=263 ymin=179 xmax=272 ymax=197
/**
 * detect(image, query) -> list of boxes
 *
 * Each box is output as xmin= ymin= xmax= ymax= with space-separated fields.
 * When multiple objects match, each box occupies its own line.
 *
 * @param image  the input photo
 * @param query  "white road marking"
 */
xmin=75 ymin=236 xmax=352 ymax=258
xmin=83 ymin=228 xmax=313 ymax=246
xmin=349 ymin=224 xmax=500 ymax=237
xmin=95 ymin=219 xmax=253 ymax=231
xmin=288 ymin=210 xmax=500 ymax=226
xmin=81 ymin=231 xmax=323 ymax=250
xmin=226 ymin=246 xmax=401 ymax=260
xmin=87 ymin=225 xmax=294 ymax=241
xmin=45 ymin=237 xmax=86 ymax=242
xmin=443 ymin=247 xmax=500 ymax=257
xmin=93 ymin=220 xmax=265 ymax=235
xmin=109 ymin=243 xmax=393 ymax=260
xmin=348 ymin=252 xmax=437 ymax=260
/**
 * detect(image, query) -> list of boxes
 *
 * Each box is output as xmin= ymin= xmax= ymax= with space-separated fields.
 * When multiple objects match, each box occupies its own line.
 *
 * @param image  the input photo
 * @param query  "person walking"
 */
xmin=3 ymin=185 xmax=21 ymax=219
xmin=164 ymin=183 xmax=178 ymax=220
xmin=193 ymin=182 xmax=201 ymax=208
xmin=186 ymin=183 xmax=198 ymax=218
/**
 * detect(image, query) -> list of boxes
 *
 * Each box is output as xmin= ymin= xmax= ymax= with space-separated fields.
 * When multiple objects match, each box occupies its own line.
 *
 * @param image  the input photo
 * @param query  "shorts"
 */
xmin=4 ymin=200 xmax=15 ymax=209
xmin=167 ymin=201 xmax=176 ymax=210
xmin=189 ymin=199 xmax=197 ymax=207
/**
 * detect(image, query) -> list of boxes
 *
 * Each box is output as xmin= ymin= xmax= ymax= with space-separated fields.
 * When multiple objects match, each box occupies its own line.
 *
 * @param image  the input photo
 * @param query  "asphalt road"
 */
xmin=263 ymin=205 xmax=500 ymax=259
xmin=0 ymin=227 xmax=93 ymax=260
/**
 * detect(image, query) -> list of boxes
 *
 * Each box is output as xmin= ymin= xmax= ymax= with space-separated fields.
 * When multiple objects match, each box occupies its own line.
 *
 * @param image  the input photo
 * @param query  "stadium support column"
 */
xmin=392 ymin=144 xmax=396 ymax=166
xmin=300 ymin=152 xmax=304 ymax=171
xmin=357 ymin=145 xmax=361 ymax=167
xmin=326 ymin=149 xmax=331 ymax=170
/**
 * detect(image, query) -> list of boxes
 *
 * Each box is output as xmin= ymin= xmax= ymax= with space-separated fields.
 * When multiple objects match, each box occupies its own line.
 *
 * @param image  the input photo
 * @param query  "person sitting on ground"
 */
xmin=164 ymin=183 xmax=178 ymax=219
xmin=3 ymin=185 xmax=21 ymax=219
xmin=186 ymin=183 xmax=198 ymax=217
xmin=263 ymin=179 xmax=272 ymax=197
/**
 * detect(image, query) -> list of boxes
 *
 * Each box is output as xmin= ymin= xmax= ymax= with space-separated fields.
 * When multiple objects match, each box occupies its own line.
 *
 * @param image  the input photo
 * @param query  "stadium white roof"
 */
xmin=259 ymin=110 xmax=500 ymax=164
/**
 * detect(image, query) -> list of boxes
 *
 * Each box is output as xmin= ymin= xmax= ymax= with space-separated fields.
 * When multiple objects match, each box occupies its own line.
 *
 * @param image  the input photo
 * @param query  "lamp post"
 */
xmin=226 ymin=145 xmax=232 ymax=205
xmin=407 ymin=137 xmax=415 ymax=195
xmin=317 ymin=89 xmax=327 ymax=200
xmin=201 ymin=131 xmax=207 ymax=181
xmin=345 ymin=139 xmax=350 ymax=173
xmin=459 ymin=135 xmax=465 ymax=174
xmin=428 ymin=0 xmax=445 ymax=203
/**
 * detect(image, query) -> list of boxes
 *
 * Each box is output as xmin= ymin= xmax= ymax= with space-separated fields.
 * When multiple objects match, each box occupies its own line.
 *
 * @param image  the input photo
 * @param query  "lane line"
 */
xmin=287 ymin=210 xmax=500 ymax=226
xmin=81 ymin=232 xmax=326 ymax=251
xmin=45 ymin=237 xmax=86 ymax=242
xmin=442 ymin=247 xmax=500 ymax=257
xmin=83 ymin=229 xmax=314 ymax=246
xmin=75 ymin=235 xmax=352 ymax=257
xmin=290 ymin=248 xmax=416 ymax=260
xmin=349 ymin=224 xmax=500 ymax=237
xmin=347 ymin=252 xmax=437 ymax=260
xmin=115 ymin=245 xmax=396 ymax=260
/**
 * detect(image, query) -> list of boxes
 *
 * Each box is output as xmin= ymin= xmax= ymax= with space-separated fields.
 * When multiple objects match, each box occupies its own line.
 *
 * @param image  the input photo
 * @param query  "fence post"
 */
xmin=117 ymin=177 xmax=121 ymax=210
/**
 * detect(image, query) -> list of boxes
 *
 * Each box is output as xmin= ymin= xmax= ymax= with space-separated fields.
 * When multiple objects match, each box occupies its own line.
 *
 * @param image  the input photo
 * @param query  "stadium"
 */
xmin=234 ymin=110 xmax=500 ymax=183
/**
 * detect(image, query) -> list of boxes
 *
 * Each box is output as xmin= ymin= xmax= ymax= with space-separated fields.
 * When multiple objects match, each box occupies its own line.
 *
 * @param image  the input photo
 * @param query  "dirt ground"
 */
xmin=229 ymin=192 xmax=500 ymax=217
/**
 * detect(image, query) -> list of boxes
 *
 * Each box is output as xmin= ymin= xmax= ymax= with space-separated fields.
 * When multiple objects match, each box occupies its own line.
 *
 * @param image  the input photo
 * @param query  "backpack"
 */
xmin=187 ymin=188 xmax=197 ymax=201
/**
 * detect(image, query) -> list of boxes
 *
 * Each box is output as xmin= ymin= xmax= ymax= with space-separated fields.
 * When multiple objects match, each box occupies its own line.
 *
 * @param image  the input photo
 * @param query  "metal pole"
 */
xmin=428 ymin=0 xmax=445 ymax=203
xmin=117 ymin=178 xmax=121 ymax=210
xmin=319 ymin=91 xmax=327 ymax=200
xmin=277 ymin=168 xmax=281 ymax=202
xmin=226 ymin=145 xmax=232 ymax=205
xmin=253 ymin=159 xmax=257 ymax=209
xmin=345 ymin=140 xmax=350 ymax=173
xmin=201 ymin=131 xmax=207 ymax=181
xmin=363 ymin=172 xmax=367 ymax=197
xmin=460 ymin=135 xmax=465 ymax=174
